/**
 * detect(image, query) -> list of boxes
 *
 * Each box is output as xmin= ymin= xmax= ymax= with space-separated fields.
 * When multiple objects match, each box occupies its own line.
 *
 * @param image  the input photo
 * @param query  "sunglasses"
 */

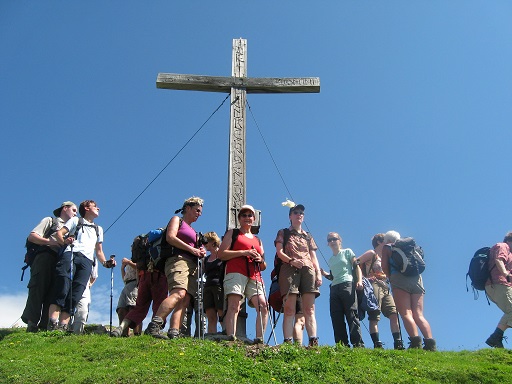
xmin=240 ymin=213 xmax=254 ymax=218
xmin=292 ymin=211 xmax=304 ymax=215
xmin=327 ymin=237 xmax=339 ymax=243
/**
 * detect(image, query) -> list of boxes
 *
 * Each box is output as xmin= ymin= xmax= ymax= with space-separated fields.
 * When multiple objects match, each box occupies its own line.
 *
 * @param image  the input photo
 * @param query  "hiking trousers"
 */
xmin=329 ymin=282 xmax=363 ymax=347
xmin=21 ymin=250 xmax=57 ymax=327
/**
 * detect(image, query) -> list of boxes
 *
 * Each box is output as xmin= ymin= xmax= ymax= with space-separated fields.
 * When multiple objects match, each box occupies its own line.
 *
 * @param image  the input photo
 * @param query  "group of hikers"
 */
xmin=21 ymin=197 xmax=512 ymax=351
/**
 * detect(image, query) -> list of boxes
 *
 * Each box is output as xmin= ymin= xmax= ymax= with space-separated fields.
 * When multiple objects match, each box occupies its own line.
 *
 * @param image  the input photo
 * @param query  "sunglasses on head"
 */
xmin=327 ymin=237 xmax=339 ymax=243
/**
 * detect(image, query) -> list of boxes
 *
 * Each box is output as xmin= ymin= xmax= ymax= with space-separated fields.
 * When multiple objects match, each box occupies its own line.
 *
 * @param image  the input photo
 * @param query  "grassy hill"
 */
xmin=1 ymin=328 xmax=511 ymax=383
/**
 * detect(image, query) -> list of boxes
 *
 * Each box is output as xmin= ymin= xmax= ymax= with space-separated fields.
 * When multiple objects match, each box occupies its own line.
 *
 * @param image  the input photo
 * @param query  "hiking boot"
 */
xmin=253 ymin=337 xmax=264 ymax=345
xmin=423 ymin=338 xmax=437 ymax=351
xmin=167 ymin=328 xmax=180 ymax=339
xmin=110 ymin=326 xmax=123 ymax=338
xmin=408 ymin=336 xmax=422 ymax=349
xmin=486 ymin=333 xmax=505 ymax=348
xmin=47 ymin=319 xmax=59 ymax=331
xmin=394 ymin=339 xmax=405 ymax=350
xmin=144 ymin=317 xmax=169 ymax=340
xmin=283 ymin=338 xmax=293 ymax=344
xmin=308 ymin=337 xmax=319 ymax=347
xmin=26 ymin=321 xmax=38 ymax=333
xmin=353 ymin=343 xmax=365 ymax=348
xmin=226 ymin=334 xmax=237 ymax=342
xmin=373 ymin=341 xmax=384 ymax=349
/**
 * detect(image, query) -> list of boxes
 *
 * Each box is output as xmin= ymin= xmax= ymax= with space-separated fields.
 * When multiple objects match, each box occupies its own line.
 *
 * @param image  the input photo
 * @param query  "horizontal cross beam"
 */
xmin=156 ymin=73 xmax=320 ymax=93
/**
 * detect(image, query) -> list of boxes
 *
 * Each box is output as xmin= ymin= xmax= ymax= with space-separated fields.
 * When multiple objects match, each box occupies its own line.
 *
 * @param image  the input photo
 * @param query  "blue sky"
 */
xmin=2 ymin=1 xmax=512 ymax=351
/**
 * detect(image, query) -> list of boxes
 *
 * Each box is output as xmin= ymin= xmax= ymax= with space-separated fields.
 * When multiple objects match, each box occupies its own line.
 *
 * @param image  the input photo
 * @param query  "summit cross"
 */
xmin=156 ymin=38 xmax=320 ymax=231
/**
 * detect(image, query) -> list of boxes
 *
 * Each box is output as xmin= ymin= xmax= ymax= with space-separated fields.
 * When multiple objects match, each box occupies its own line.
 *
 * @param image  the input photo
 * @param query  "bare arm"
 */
xmin=218 ymin=230 xmax=259 ymax=261
xmin=166 ymin=216 xmax=205 ymax=258
xmin=381 ymin=246 xmax=391 ymax=277
xmin=28 ymin=232 xmax=56 ymax=247
xmin=310 ymin=249 xmax=322 ymax=287
xmin=56 ymin=227 xmax=72 ymax=246
xmin=352 ymin=257 xmax=363 ymax=289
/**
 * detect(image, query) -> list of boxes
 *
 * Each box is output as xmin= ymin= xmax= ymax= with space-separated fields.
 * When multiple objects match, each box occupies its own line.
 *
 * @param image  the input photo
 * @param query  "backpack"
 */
xmin=21 ymin=216 xmax=60 ymax=281
xmin=357 ymin=276 xmax=380 ymax=321
xmin=466 ymin=247 xmax=493 ymax=300
xmin=390 ymin=237 xmax=425 ymax=276
xmin=268 ymin=228 xmax=292 ymax=313
xmin=131 ymin=220 xmax=181 ymax=272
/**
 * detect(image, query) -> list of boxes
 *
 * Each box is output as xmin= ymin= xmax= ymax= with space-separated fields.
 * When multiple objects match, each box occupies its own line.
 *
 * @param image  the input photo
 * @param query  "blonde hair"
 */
xmin=175 ymin=196 xmax=204 ymax=214
xmin=204 ymin=231 xmax=221 ymax=247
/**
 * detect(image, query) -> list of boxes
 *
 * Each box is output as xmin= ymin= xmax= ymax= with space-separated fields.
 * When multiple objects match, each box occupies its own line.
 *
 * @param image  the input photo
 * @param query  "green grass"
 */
xmin=1 ymin=328 xmax=511 ymax=383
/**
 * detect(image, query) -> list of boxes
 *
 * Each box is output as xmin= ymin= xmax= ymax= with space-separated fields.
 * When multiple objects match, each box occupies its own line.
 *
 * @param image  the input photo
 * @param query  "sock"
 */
xmin=392 ymin=332 xmax=402 ymax=341
xmin=494 ymin=328 xmax=504 ymax=337
xmin=370 ymin=332 xmax=380 ymax=343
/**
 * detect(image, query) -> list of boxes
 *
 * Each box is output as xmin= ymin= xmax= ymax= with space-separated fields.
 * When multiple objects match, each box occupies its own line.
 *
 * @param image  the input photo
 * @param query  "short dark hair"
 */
xmin=504 ymin=231 xmax=512 ymax=243
xmin=79 ymin=200 xmax=96 ymax=217
xmin=371 ymin=233 xmax=385 ymax=249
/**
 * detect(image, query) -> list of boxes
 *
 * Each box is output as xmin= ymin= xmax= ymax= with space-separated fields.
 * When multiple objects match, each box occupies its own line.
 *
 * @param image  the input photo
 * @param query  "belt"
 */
xmin=124 ymin=279 xmax=136 ymax=284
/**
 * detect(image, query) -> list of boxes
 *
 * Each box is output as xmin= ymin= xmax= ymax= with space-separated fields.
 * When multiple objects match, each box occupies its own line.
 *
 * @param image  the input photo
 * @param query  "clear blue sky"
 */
xmin=2 ymin=1 xmax=512 ymax=351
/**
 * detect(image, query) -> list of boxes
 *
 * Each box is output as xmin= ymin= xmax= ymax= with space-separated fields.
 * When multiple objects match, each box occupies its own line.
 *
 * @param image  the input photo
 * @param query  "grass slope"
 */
xmin=1 ymin=328 xmax=511 ymax=383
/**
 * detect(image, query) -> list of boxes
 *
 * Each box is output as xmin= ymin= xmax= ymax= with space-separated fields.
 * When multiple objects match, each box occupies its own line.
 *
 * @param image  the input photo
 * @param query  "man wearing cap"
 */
xmin=21 ymin=201 xmax=77 ymax=332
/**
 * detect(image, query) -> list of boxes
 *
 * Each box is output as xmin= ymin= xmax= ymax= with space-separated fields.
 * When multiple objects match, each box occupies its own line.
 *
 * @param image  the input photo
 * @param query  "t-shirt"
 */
xmin=488 ymin=242 xmax=512 ymax=287
xmin=328 ymin=248 xmax=355 ymax=286
xmin=274 ymin=228 xmax=317 ymax=269
xmin=31 ymin=216 xmax=66 ymax=253
xmin=63 ymin=217 xmax=103 ymax=261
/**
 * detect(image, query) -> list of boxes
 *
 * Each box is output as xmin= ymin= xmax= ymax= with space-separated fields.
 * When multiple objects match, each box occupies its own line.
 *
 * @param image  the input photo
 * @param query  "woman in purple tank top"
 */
xmin=145 ymin=196 xmax=207 ymax=339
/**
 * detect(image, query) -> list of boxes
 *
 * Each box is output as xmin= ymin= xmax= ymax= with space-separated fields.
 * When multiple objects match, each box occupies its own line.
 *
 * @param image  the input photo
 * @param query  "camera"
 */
xmin=197 ymin=232 xmax=208 ymax=247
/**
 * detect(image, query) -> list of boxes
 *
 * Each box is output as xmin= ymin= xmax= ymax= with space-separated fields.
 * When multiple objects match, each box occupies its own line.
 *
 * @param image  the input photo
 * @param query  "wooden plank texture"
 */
xmin=156 ymin=73 xmax=320 ymax=93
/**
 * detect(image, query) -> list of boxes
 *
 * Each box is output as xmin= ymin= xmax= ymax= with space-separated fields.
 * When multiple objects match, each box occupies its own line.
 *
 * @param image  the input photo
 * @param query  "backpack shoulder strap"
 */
xmin=75 ymin=217 xmax=100 ymax=239
xmin=230 ymin=228 xmax=240 ymax=250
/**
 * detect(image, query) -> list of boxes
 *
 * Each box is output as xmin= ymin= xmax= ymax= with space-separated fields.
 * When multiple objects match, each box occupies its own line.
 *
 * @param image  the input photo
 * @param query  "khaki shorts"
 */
xmin=368 ymin=280 xmax=397 ymax=321
xmin=389 ymin=273 xmax=425 ymax=295
xmin=278 ymin=263 xmax=320 ymax=298
xmin=164 ymin=255 xmax=198 ymax=297
xmin=486 ymin=283 xmax=512 ymax=328
xmin=223 ymin=272 xmax=264 ymax=303
xmin=116 ymin=280 xmax=138 ymax=310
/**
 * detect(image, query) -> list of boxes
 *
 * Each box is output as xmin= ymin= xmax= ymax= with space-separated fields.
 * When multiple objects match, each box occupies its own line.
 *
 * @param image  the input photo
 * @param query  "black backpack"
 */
xmin=21 ymin=216 xmax=60 ymax=281
xmin=466 ymin=246 xmax=495 ymax=305
xmin=390 ymin=237 xmax=425 ymax=276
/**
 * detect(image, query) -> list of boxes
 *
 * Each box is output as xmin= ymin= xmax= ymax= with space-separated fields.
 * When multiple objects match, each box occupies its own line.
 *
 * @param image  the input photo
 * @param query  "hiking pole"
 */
xmin=256 ymin=262 xmax=277 ymax=345
xmin=68 ymin=244 xmax=74 ymax=327
xmin=197 ymin=257 xmax=204 ymax=339
xmin=109 ymin=255 xmax=115 ymax=336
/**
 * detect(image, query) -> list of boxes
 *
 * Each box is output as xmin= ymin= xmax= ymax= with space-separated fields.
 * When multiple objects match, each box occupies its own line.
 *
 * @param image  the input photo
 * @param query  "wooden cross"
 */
xmin=156 ymin=38 xmax=320 ymax=231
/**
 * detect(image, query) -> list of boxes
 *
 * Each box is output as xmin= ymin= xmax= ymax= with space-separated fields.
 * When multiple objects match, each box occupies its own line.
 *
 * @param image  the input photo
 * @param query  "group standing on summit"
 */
xmin=20 ymin=196 xmax=512 ymax=351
